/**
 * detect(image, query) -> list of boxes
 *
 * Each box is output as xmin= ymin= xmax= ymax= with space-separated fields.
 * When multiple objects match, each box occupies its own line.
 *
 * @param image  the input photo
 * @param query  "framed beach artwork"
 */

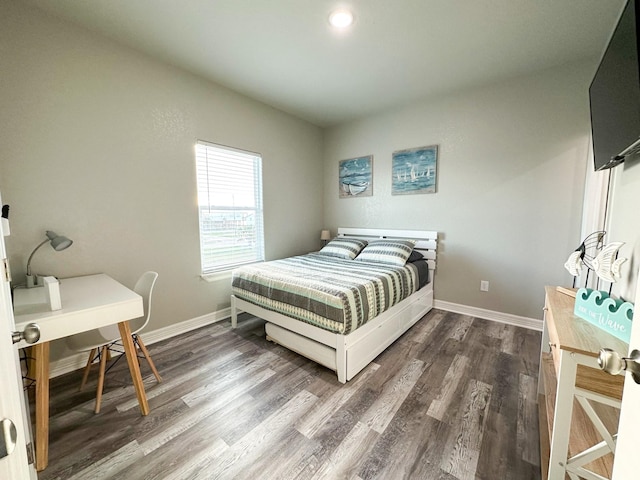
xmin=392 ymin=145 xmax=438 ymax=195
xmin=339 ymin=155 xmax=373 ymax=198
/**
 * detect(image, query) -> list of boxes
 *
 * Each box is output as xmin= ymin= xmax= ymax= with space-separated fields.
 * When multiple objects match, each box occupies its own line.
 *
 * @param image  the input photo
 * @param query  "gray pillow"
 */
xmin=354 ymin=239 xmax=416 ymax=266
xmin=318 ymin=237 xmax=368 ymax=260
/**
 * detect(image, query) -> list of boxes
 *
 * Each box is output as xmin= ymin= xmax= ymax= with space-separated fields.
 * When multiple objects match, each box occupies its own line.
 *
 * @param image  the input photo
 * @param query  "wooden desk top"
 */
xmin=545 ymin=286 xmax=629 ymax=358
xmin=13 ymin=273 xmax=142 ymax=347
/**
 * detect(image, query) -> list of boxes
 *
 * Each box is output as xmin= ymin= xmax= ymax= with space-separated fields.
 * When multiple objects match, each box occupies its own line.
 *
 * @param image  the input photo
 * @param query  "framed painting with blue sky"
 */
xmin=339 ymin=155 xmax=373 ymax=198
xmin=392 ymin=145 xmax=438 ymax=195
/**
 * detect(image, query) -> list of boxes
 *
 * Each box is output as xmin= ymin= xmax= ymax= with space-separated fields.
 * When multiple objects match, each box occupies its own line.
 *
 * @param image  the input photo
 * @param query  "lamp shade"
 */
xmin=46 ymin=231 xmax=73 ymax=251
xmin=320 ymin=230 xmax=331 ymax=241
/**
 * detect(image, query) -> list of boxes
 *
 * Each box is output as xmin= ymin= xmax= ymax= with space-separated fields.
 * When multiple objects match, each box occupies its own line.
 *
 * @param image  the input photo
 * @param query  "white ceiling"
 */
xmin=25 ymin=0 xmax=626 ymax=127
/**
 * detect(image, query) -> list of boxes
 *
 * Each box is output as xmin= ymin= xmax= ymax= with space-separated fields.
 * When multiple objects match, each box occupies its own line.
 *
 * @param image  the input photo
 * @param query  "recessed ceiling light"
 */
xmin=329 ymin=9 xmax=354 ymax=28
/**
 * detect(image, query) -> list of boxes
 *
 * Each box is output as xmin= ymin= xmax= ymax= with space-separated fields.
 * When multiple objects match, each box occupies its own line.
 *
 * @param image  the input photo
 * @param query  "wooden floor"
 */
xmin=36 ymin=309 xmax=542 ymax=480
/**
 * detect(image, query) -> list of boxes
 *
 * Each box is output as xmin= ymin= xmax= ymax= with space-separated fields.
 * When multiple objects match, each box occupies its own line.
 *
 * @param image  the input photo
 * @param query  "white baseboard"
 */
xmin=434 ymin=300 xmax=543 ymax=332
xmin=49 ymin=307 xmax=231 ymax=378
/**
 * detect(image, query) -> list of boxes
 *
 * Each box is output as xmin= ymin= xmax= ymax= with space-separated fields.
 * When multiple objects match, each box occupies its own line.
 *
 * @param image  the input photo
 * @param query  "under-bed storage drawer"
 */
xmin=265 ymin=322 xmax=337 ymax=371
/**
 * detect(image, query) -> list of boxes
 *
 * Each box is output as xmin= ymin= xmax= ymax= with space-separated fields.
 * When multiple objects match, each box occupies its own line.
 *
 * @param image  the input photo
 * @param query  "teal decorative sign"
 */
xmin=574 ymin=288 xmax=634 ymax=343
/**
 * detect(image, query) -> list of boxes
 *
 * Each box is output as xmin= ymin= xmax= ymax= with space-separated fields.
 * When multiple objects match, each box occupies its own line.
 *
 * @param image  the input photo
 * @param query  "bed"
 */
xmin=230 ymin=227 xmax=437 ymax=383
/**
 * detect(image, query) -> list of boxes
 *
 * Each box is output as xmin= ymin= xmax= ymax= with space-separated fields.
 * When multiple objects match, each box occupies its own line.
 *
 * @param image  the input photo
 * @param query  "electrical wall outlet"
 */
xmin=480 ymin=280 xmax=489 ymax=292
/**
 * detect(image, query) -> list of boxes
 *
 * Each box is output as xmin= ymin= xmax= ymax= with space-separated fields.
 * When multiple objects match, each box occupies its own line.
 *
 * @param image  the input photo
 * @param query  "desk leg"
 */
xmin=548 ymin=349 xmax=577 ymax=480
xmin=117 ymin=321 xmax=149 ymax=415
xmin=33 ymin=341 xmax=50 ymax=472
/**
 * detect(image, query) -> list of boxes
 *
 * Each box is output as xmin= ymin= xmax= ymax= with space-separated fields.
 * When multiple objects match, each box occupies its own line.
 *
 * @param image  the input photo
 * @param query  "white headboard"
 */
xmin=337 ymin=227 xmax=437 ymax=272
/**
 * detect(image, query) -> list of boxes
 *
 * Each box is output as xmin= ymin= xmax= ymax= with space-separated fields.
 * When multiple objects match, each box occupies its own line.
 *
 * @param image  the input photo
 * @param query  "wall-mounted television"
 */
xmin=589 ymin=0 xmax=640 ymax=171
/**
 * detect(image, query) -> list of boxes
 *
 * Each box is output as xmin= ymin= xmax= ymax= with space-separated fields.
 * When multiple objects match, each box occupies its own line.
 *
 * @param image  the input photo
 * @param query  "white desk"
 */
xmin=13 ymin=273 xmax=149 ymax=471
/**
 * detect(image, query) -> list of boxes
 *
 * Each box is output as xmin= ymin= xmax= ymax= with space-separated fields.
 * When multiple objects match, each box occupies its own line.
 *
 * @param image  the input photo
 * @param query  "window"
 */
xmin=195 ymin=140 xmax=264 ymax=274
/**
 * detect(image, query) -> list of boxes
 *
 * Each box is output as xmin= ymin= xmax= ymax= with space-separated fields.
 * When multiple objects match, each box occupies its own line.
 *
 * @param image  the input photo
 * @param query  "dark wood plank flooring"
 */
xmin=36 ymin=309 xmax=542 ymax=480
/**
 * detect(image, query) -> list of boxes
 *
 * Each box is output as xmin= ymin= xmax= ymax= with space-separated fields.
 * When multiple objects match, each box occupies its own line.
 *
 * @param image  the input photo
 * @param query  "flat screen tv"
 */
xmin=589 ymin=0 xmax=640 ymax=171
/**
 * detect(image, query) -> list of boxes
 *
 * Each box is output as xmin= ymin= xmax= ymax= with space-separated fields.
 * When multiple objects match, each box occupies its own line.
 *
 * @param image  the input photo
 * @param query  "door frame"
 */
xmin=0 ymin=199 xmax=37 ymax=478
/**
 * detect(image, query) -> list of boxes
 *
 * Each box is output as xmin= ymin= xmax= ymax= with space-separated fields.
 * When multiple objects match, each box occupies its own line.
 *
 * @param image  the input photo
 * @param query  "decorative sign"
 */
xmin=574 ymin=288 xmax=633 ymax=343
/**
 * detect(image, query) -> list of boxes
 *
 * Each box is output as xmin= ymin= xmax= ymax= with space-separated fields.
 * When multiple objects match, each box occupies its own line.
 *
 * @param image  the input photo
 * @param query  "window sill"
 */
xmin=200 ymin=260 xmax=265 ymax=282
xmin=200 ymin=270 xmax=233 ymax=282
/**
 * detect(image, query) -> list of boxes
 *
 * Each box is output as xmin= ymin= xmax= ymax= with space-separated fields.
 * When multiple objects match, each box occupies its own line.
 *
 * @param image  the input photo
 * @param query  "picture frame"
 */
xmin=391 ymin=145 xmax=438 ymax=195
xmin=339 ymin=155 xmax=373 ymax=198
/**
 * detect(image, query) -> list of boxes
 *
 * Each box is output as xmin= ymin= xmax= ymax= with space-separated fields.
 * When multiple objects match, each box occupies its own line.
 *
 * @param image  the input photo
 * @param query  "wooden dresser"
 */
xmin=538 ymin=286 xmax=628 ymax=480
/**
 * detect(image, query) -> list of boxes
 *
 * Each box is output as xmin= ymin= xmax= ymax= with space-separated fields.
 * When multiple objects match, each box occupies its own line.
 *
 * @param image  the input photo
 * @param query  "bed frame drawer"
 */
xmin=266 ymin=322 xmax=336 ymax=371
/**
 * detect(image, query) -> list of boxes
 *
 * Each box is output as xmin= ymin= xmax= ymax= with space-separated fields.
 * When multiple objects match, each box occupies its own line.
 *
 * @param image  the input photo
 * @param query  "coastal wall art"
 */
xmin=339 ymin=155 xmax=373 ymax=198
xmin=391 ymin=145 xmax=438 ymax=195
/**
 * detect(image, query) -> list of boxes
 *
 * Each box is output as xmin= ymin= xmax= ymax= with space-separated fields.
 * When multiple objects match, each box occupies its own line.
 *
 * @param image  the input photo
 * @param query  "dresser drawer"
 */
xmin=544 ymin=303 xmax=561 ymax=376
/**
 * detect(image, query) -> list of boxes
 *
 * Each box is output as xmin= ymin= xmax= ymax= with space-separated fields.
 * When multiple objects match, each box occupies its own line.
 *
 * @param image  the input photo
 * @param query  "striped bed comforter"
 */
xmin=231 ymin=253 xmax=419 ymax=334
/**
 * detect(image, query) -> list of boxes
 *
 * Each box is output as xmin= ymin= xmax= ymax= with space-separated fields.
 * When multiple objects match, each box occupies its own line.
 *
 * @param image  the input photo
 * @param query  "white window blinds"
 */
xmin=195 ymin=140 xmax=265 ymax=273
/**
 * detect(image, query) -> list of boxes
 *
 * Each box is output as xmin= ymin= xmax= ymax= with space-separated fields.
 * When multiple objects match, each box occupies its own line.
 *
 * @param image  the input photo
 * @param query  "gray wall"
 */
xmin=323 ymin=62 xmax=594 ymax=319
xmin=0 ymin=2 xmax=323 ymax=360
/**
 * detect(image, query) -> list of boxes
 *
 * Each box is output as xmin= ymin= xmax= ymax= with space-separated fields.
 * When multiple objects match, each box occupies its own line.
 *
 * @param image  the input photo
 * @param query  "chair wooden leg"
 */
xmin=80 ymin=348 xmax=97 ymax=391
xmin=95 ymin=346 xmax=108 ymax=414
xmin=135 ymin=336 xmax=162 ymax=383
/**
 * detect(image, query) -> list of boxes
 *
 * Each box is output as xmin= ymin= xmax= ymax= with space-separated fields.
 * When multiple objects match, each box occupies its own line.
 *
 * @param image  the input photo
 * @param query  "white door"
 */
xmin=0 ymin=200 xmax=37 ymax=479
xmin=611 ymin=274 xmax=640 ymax=479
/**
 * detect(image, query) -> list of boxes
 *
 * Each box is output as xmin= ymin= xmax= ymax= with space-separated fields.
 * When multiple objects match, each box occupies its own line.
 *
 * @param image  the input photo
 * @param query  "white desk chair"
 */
xmin=65 ymin=271 xmax=161 ymax=413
